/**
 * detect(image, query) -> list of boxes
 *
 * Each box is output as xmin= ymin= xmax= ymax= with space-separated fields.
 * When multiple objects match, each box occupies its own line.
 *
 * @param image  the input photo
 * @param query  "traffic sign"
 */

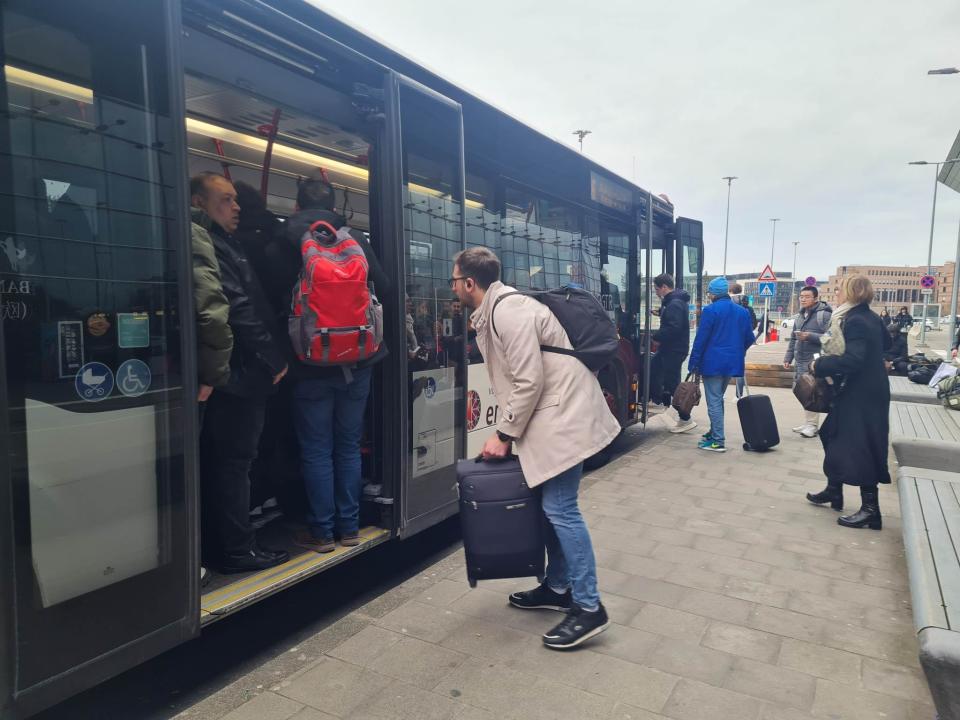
xmin=920 ymin=274 xmax=936 ymax=289
xmin=758 ymin=265 xmax=777 ymax=282
xmin=758 ymin=282 xmax=776 ymax=298
xmin=804 ymin=276 xmax=817 ymax=287
xmin=921 ymin=288 xmax=934 ymax=296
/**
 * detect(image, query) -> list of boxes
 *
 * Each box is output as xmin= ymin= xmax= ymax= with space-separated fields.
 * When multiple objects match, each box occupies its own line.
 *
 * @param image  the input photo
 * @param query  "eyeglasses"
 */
xmin=448 ymin=276 xmax=470 ymax=289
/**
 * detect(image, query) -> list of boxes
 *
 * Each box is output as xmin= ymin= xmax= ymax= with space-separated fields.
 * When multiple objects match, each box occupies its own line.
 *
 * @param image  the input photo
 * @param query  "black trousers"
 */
xmin=200 ymin=391 xmax=267 ymax=558
xmin=655 ymin=350 xmax=689 ymax=420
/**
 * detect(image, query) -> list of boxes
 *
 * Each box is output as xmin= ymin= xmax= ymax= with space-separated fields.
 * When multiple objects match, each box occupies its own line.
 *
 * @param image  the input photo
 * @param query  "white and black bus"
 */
xmin=0 ymin=0 xmax=703 ymax=714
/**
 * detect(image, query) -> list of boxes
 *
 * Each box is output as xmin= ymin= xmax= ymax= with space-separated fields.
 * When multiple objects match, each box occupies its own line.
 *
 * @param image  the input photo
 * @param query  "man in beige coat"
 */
xmin=451 ymin=247 xmax=620 ymax=649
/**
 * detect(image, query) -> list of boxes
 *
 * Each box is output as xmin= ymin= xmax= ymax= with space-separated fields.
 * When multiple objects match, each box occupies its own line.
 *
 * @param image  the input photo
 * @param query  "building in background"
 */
xmin=825 ymin=262 xmax=956 ymax=316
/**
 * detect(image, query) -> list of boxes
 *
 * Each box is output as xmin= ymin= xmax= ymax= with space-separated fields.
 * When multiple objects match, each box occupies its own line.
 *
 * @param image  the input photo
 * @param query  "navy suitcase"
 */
xmin=737 ymin=390 xmax=780 ymax=452
xmin=456 ymin=457 xmax=545 ymax=588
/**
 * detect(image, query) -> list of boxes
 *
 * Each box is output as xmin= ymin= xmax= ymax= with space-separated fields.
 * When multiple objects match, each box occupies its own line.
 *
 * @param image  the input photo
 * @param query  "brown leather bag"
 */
xmin=672 ymin=373 xmax=702 ymax=416
xmin=793 ymin=372 xmax=833 ymax=413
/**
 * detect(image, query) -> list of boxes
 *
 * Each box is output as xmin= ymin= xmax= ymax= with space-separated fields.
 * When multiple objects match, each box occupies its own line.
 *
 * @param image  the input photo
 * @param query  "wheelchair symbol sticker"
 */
xmin=75 ymin=362 xmax=114 ymax=402
xmin=117 ymin=359 xmax=151 ymax=398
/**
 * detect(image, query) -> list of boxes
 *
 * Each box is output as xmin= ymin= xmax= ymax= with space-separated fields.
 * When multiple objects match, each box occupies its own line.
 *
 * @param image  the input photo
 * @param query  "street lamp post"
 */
xmin=949 ymin=217 xmax=960 ymax=358
xmin=722 ymin=176 xmax=737 ymax=276
xmin=572 ymin=129 xmax=591 ymax=152
xmin=769 ymin=218 xmax=780 ymax=268
xmin=909 ymin=158 xmax=960 ymax=347
xmin=790 ymin=241 xmax=800 ymax=316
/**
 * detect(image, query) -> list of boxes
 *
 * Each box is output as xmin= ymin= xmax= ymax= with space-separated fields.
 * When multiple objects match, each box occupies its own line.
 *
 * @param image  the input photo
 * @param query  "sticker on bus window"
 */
xmin=58 ymin=320 xmax=84 ymax=379
xmin=117 ymin=359 xmax=151 ymax=398
xmin=117 ymin=312 xmax=150 ymax=348
xmin=75 ymin=362 xmax=113 ymax=402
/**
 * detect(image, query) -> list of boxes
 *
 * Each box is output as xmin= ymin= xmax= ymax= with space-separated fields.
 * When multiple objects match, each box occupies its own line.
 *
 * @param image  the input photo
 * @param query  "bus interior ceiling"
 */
xmin=181 ymin=53 xmax=394 ymax=609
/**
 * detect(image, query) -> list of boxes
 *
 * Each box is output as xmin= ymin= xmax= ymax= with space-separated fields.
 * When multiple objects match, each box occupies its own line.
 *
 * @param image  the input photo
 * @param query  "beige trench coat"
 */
xmin=472 ymin=282 xmax=621 ymax=488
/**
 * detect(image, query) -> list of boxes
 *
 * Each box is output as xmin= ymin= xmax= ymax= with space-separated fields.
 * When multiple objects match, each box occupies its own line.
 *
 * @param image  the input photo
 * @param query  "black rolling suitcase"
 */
xmin=737 ymin=384 xmax=780 ymax=452
xmin=456 ymin=457 xmax=545 ymax=588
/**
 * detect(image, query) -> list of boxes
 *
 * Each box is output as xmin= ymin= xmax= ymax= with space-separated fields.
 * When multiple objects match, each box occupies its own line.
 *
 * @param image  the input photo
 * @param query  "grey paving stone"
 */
xmin=437 ymin=615 xmax=534 ymax=661
xmin=650 ymin=543 xmax=714 ymax=566
xmin=861 ymin=658 xmax=933 ymax=703
xmin=747 ymin=605 xmax=829 ymax=643
xmin=819 ymin=621 xmax=919 ymax=668
xmin=645 ymin=636 xmax=734 ymax=686
xmin=861 ymin=605 xmax=915 ymax=636
xmin=414 ymin=579 xmax=472 ymax=608
xmin=219 ymin=692 xmax=305 ymax=720
xmin=701 ymin=622 xmax=783 ymax=664
xmin=589 ymin=623 xmax=661 ymax=664
xmin=723 ymin=657 xmax=817 ymax=710
xmin=377 ymin=601 xmax=469 ymax=643
xmin=661 ymin=678 xmax=764 ymax=720
xmin=862 ymin=565 xmax=910 ymax=591
xmin=642 ymin=525 xmax=698 ymax=548
xmin=758 ymin=706 xmax=819 ymax=720
xmin=600 ymin=591 xmax=645 ymax=625
xmin=702 ymin=554 xmax=772 ymax=583
xmin=608 ymin=704 xmax=671 ymax=720
xmin=451 ymin=706 xmax=497 ymax=720
xmin=353 ymin=679 xmax=464 ymax=720
xmin=589 ymin=528 xmax=660 ymax=558
xmin=627 ymin=603 xmax=709 ymax=644
xmin=663 ymin=565 xmax=730 ymax=594
xmin=743 ymin=545 xmax=804 ymax=570
xmin=828 ymin=577 xmax=908 ymax=613
xmin=765 ymin=568 xmax=833 ymax=596
xmin=811 ymin=678 xmax=923 ymax=720
xmin=447 ymin=587 xmax=548 ymax=635
xmin=328 ymin=625 xmax=404 ymax=668
xmin=578 ymin=655 xmax=679 ymax=712
xmin=288 ymin=709 xmax=339 ymax=720
xmin=365 ymin=636 xmax=467 ymax=690
xmin=722 ymin=578 xmax=790 ymax=608
xmin=596 ymin=547 xmax=677 ymax=580
xmin=677 ymin=518 xmax=728 ymax=538
xmin=799 ymin=555 xmax=865 ymax=583
xmin=610 ymin=574 xmax=688 ymax=607
xmin=776 ymin=638 xmax=862 ymax=686
xmin=676 ymin=588 xmax=757 ymax=625
xmin=785 ymin=590 xmax=868 ymax=627
xmin=777 ymin=538 xmax=836 ymax=560
xmin=503 ymin=638 xmax=605 ymax=688
xmin=277 ymin=657 xmax=392 ymax=717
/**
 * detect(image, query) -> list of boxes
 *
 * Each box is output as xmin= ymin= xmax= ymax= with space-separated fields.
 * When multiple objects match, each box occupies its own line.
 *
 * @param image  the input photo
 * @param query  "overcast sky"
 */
xmin=316 ymin=0 xmax=960 ymax=281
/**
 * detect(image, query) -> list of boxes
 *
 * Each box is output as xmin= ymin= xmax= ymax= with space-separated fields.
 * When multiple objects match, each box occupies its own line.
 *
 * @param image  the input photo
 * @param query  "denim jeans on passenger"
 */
xmin=293 ymin=366 xmax=372 ymax=539
xmin=542 ymin=462 xmax=600 ymax=611
xmin=702 ymin=375 xmax=732 ymax=444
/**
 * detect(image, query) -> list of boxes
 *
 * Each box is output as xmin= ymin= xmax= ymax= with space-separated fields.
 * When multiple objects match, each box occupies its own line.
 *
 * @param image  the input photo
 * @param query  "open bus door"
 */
xmin=0 ymin=1 xmax=199 ymax=715
xmin=674 ymin=217 xmax=704 ymax=326
xmin=391 ymin=77 xmax=467 ymax=538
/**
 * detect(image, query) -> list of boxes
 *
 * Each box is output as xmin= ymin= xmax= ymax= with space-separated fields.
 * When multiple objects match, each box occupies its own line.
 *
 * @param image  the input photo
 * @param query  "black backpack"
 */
xmin=492 ymin=286 xmax=619 ymax=372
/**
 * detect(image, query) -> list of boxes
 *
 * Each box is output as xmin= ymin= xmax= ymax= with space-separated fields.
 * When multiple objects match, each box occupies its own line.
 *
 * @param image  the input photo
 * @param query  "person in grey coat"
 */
xmin=783 ymin=286 xmax=832 ymax=437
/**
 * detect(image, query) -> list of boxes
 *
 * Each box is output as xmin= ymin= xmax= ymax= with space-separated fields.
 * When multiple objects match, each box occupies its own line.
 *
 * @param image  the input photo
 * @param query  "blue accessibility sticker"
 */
xmin=75 ymin=362 xmax=114 ymax=402
xmin=117 ymin=359 xmax=151 ymax=398
xmin=424 ymin=376 xmax=437 ymax=399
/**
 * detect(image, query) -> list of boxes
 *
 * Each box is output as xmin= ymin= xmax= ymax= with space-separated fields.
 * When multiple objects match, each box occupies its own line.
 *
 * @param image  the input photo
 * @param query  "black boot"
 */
xmin=838 ymin=487 xmax=881 ymax=530
xmin=806 ymin=482 xmax=843 ymax=511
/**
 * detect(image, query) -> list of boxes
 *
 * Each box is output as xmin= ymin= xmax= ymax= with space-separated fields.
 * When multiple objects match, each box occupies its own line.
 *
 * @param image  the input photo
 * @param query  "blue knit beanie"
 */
xmin=708 ymin=277 xmax=729 ymax=296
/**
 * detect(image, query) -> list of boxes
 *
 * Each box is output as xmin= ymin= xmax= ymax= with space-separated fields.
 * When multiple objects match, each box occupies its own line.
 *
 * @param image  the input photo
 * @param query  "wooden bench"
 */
xmin=898 ymin=465 xmax=960 ymax=719
xmin=743 ymin=362 xmax=793 ymax=389
xmin=889 ymin=401 xmax=960 ymax=444
xmin=889 ymin=376 xmax=940 ymax=405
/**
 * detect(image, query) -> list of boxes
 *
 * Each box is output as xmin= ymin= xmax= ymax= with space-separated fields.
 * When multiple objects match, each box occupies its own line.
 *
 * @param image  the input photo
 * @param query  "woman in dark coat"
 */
xmin=805 ymin=275 xmax=891 ymax=529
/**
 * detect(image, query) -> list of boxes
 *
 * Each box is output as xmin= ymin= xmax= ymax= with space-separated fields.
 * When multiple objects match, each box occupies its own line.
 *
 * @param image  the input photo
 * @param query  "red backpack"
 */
xmin=288 ymin=221 xmax=383 ymax=366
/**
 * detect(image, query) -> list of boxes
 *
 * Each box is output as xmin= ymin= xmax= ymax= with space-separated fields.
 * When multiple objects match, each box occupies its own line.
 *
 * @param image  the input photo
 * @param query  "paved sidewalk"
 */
xmin=181 ymin=388 xmax=934 ymax=720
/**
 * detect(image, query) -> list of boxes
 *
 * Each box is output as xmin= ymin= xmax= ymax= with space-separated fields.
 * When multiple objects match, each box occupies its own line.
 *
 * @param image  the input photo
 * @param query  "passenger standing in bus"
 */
xmin=191 ymin=172 xmax=290 ymax=573
xmin=451 ymin=247 xmax=620 ymax=650
xmin=190 ymin=215 xmax=233 ymax=407
xmin=651 ymin=273 xmax=696 ymax=434
xmin=284 ymin=172 xmax=389 ymax=553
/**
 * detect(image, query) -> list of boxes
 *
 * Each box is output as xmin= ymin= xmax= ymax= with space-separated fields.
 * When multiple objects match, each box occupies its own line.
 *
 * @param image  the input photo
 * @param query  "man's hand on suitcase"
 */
xmin=481 ymin=435 xmax=512 ymax=460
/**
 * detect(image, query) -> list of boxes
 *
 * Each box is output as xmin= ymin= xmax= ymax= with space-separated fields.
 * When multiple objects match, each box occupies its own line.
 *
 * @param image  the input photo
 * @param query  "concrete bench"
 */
xmin=898 ymin=465 xmax=960 ymax=719
xmin=889 ymin=401 xmax=960 ymax=444
xmin=889 ymin=376 xmax=939 ymax=405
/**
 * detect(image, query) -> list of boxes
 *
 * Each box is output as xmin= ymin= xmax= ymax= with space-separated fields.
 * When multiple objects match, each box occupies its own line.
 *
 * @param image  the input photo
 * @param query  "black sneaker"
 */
xmin=542 ymin=604 xmax=610 ymax=650
xmin=508 ymin=582 xmax=572 ymax=612
xmin=220 ymin=546 xmax=289 ymax=574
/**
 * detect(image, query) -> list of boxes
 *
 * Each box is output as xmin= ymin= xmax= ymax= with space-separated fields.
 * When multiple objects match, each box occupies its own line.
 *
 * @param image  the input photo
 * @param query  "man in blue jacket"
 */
xmin=688 ymin=277 xmax=756 ymax=452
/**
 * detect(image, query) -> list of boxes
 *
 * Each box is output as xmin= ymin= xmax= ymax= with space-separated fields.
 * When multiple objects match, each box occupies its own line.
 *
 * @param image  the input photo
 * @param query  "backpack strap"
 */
xmin=491 ymin=289 xmax=577 ymax=359
xmin=491 ymin=291 xmax=523 ymax=339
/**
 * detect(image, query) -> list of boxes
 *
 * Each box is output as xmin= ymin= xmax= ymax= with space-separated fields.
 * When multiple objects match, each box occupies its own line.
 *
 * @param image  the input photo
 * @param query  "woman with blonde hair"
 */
xmin=805 ymin=275 xmax=891 ymax=529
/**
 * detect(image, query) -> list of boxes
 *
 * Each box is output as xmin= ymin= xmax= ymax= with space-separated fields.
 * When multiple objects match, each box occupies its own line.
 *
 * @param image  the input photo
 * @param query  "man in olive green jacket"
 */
xmin=192 ymin=209 xmax=233 ymax=401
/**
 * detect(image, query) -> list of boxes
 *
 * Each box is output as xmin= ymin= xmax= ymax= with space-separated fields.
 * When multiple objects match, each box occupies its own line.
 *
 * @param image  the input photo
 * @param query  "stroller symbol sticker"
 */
xmin=75 ymin=362 xmax=114 ymax=402
xmin=117 ymin=359 xmax=151 ymax=398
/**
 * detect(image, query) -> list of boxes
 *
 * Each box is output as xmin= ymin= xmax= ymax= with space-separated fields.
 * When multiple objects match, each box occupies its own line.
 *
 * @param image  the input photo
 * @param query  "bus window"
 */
xmin=0 ymin=0 xmax=194 ymax=697
xmin=600 ymin=230 xmax=631 ymax=336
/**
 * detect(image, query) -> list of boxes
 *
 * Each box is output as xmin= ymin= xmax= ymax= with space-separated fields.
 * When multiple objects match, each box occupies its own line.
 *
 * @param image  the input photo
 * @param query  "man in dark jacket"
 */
xmin=191 ymin=172 xmax=289 ymax=573
xmin=783 ymin=286 xmax=832 ymax=437
xmin=191 ymin=219 xmax=233 ymax=401
xmin=688 ymin=277 xmax=756 ymax=452
xmin=284 ymin=172 xmax=390 ymax=553
xmin=884 ymin=323 xmax=909 ymax=375
xmin=652 ymin=274 xmax=696 ymax=434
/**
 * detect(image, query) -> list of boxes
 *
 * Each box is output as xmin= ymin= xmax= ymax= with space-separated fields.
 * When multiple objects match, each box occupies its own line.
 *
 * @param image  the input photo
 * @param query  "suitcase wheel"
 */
xmin=468 ymin=577 xmax=477 ymax=588
xmin=743 ymin=443 xmax=751 ymax=451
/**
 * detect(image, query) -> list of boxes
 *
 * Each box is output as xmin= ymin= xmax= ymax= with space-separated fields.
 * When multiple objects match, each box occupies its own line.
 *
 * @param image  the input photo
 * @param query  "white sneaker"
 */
xmin=799 ymin=424 xmax=818 ymax=438
xmin=671 ymin=418 xmax=698 ymax=434
xmin=792 ymin=424 xmax=807 ymax=433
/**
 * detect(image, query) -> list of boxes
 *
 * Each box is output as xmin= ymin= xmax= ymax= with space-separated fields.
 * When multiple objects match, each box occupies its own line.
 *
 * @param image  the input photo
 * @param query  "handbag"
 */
xmin=672 ymin=373 xmax=701 ymax=416
xmin=793 ymin=371 xmax=833 ymax=413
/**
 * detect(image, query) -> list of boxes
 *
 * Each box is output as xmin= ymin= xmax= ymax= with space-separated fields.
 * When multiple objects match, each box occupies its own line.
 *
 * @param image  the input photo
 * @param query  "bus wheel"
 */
xmin=584 ymin=429 xmax=624 ymax=471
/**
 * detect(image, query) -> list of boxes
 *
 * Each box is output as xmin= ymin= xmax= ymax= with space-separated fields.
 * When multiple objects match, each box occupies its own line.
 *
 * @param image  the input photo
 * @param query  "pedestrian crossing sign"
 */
xmin=758 ymin=282 xmax=776 ymax=298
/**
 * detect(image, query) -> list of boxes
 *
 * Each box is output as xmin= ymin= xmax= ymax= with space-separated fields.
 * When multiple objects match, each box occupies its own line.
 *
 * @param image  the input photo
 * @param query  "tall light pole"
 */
xmin=572 ymin=129 xmax=591 ymax=152
xmin=769 ymin=218 xmax=780 ymax=268
xmin=928 ymin=68 xmax=959 ymax=75
xmin=948 ymin=217 xmax=960 ymax=358
xmin=790 ymin=240 xmax=800 ymax=316
xmin=721 ymin=176 xmax=737 ymax=276
xmin=909 ymin=158 xmax=960 ymax=346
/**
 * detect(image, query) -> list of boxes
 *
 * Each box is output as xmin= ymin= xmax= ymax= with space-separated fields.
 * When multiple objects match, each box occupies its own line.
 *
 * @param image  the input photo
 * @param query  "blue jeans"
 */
xmin=703 ymin=375 xmax=732 ymax=445
xmin=293 ymin=367 xmax=372 ymax=538
xmin=735 ymin=377 xmax=745 ymax=398
xmin=542 ymin=463 xmax=600 ymax=611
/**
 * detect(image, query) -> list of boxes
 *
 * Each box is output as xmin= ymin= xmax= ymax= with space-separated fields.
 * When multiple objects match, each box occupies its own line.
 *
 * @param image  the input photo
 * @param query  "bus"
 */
xmin=0 ymin=0 xmax=703 ymax=715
